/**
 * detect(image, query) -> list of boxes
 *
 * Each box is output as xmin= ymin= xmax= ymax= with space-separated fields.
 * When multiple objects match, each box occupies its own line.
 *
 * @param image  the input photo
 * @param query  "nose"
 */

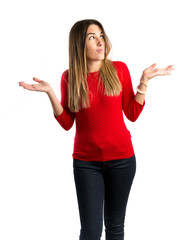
xmin=97 ymin=37 xmax=103 ymax=46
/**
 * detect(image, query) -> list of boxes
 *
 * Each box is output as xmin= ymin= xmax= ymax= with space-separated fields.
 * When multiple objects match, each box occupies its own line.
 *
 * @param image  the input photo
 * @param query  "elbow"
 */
xmin=56 ymin=121 xmax=74 ymax=131
xmin=124 ymin=98 xmax=145 ymax=122
xmin=124 ymin=106 xmax=143 ymax=122
xmin=54 ymin=111 xmax=75 ymax=131
xmin=64 ymin=122 xmax=74 ymax=131
xmin=128 ymin=116 xmax=138 ymax=122
xmin=124 ymin=110 xmax=139 ymax=122
xmin=59 ymin=118 xmax=75 ymax=131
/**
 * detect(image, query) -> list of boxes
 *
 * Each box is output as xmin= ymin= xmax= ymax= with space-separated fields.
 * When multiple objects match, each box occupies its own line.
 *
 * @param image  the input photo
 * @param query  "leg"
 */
xmin=104 ymin=155 xmax=136 ymax=240
xmin=73 ymin=159 xmax=105 ymax=240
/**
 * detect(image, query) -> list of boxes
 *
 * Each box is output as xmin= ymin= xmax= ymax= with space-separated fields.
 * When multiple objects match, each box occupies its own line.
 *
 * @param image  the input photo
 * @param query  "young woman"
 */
xmin=19 ymin=19 xmax=174 ymax=240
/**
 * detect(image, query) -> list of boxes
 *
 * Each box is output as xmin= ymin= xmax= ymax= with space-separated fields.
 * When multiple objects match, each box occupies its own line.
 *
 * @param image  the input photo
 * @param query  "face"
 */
xmin=85 ymin=24 xmax=105 ymax=63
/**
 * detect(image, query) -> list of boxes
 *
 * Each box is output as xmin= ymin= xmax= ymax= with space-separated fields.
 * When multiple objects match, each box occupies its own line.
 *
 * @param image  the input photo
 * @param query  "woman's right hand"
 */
xmin=19 ymin=77 xmax=52 ymax=94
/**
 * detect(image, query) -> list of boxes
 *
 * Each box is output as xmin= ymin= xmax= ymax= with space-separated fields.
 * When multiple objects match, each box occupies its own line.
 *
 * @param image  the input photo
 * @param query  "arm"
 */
xmin=19 ymin=72 xmax=75 ymax=131
xmin=121 ymin=62 xmax=145 ymax=122
xmin=19 ymin=77 xmax=62 ymax=117
xmin=135 ymin=63 xmax=175 ymax=105
xmin=121 ymin=62 xmax=175 ymax=121
xmin=135 ymin=76 xmax=148 ymax=105
xmin=47 ymin=88 xmax=63 ymax=117
xmin=53 ymin=71 xmax=75 ymax=130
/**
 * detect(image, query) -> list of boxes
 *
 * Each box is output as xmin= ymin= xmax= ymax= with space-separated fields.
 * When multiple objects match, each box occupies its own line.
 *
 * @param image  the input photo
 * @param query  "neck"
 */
xmin=87 ymin=60 xmax=102 ymax=73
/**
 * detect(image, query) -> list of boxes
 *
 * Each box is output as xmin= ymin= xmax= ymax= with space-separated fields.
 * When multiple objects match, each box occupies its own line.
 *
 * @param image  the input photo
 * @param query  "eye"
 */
xmin=100 ymin=35 xmax=104 ymax=39
xmin=89 ymin=36 xmax=95 ymax=40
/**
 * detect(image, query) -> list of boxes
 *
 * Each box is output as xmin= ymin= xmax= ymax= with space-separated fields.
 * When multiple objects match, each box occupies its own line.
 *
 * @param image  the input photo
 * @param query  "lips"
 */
xmin=96 ymin=49 xmax=104 ymax=53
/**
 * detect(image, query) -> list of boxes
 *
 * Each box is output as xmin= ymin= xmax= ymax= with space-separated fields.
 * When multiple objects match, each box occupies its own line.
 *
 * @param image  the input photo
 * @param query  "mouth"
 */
xmin=96 ymin=49 xmax=104 ymax=53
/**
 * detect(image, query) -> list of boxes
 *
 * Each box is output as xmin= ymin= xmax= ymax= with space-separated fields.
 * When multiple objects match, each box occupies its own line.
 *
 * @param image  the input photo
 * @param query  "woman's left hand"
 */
xmin=142 ymin=63 xmax=175 ymax=82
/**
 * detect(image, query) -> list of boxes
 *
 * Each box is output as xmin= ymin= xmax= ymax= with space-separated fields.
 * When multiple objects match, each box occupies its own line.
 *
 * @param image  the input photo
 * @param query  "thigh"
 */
xmin=73 ymin=159 xmax=105 ymax=237
xmin=104 ymin=155 xmax=136 ymax=224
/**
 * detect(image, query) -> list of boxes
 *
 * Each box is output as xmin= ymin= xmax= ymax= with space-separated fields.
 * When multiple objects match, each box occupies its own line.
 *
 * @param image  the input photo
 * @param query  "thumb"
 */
xmin=151 ymin=63 xmax=157 ymax=68
xmin=33 ymin=77 xmax=41 ymax=83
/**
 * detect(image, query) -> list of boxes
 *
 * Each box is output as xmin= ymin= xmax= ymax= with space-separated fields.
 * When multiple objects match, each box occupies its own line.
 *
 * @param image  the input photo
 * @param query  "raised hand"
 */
xmin=135 ymin=63 xmax=175 ymax=105
xmin=142 ymin=63 xmax=175 ymax=82
xmin=19 ymin=77 xmax=51 ymax=93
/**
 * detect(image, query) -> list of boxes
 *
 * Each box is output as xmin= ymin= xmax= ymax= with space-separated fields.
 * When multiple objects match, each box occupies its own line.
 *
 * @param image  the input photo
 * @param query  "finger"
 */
xmin=150 ymin=63 xmax=157 ymax=68
xmin=167 ymin=65 xmax=174 ymax=69
xmin=33 ymin=77 xmax=41 ymax=83
xmin=19 ymin=82 xmax=36 ymax=91
xmin=166 ymin=66 xmax=175 ymax=72
xmin=168 ymin=68 xmax=175 ymax=72
xmin=19 ymin=82 xmax=28 ymax=88
xmin=167 ymin=65 xmax=174 ymax=68
xmin=143 ymin=63 xmax=157 ymax=72
xmin=161 ymin=70 xmax=173 ymax=75
xmin=166 ymin=65 xmax=175 ymax=70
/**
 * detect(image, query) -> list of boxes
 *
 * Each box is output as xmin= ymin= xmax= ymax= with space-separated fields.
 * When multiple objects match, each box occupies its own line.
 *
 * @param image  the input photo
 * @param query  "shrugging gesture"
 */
xmin=135 ymin=63 xmax=175 ymax=104
xmin=19 ymin=77 xmax=51 ymax=93
xmin=142 ymin=63 xmax=175 ymax=81
xmin=19 ymin=77 xmax=63 ymax=117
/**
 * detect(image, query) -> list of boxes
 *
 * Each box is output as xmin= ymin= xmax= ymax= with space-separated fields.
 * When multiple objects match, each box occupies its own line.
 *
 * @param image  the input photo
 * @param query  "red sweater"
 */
xmin=54 ymin=61 xmax=145 ymax=162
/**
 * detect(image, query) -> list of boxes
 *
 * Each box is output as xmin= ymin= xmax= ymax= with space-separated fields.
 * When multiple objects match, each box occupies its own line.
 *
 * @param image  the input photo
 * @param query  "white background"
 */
xmin=0 ymin=0 xmax=191 ymax=239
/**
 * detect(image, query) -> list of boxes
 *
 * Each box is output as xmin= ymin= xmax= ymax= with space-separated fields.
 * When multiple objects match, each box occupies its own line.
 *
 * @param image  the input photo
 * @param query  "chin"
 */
xmin=98 ymin=56 xmax=105 ymax=61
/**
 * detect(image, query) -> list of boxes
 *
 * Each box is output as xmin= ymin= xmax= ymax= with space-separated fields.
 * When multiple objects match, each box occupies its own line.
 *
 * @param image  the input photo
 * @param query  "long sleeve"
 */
xmin=54 ymin=70 xmax=75 ymax=130
xmin=120 ymin=62 xmax=145 ymax=122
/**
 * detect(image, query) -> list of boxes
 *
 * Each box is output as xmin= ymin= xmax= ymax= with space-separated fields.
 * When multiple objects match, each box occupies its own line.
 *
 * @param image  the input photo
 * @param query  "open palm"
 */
xmin=143 ymin=63 xmax=175 ymax=81
xmin=19 ymin=77 xmax=51 ymax=93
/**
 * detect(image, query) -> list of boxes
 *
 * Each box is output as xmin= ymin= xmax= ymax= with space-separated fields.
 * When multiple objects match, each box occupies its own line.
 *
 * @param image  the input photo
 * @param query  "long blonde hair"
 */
xmin=68 ymin=19 xmax=122 ymax=112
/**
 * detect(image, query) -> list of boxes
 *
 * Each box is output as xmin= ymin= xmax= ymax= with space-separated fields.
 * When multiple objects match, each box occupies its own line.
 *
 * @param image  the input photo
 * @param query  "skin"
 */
xmin=18 ymin=24 xmax=175 ymax=115
xmin=135 ymin=62 xmax=174 ymax=104
xmin=85 ymin=24 xmax=105 ymax=73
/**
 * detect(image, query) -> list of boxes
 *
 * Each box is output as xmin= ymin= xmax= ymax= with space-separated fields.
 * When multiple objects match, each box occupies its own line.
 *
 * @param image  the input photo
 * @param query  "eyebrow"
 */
xmin=87 ymin=32 xmax=103 ymax=36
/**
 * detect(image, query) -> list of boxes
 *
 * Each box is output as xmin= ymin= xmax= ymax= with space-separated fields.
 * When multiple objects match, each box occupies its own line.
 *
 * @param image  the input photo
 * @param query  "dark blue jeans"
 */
xmin=73 ymin=154 xmax=136 ymax=240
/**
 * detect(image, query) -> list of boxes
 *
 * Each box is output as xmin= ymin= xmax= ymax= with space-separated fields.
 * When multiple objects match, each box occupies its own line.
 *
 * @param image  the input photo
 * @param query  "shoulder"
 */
xmin=62 ymin=69 xmax=69 ymax=79
xmin=111 ymin=61 xmax=131 ymax=81
xmin=59 ymin=70 xmax=69 ymax=90
xmin=61 ymin=69 xmax=69 ymax=84
xmin=111 ymin=61 xmax=130 ymax=73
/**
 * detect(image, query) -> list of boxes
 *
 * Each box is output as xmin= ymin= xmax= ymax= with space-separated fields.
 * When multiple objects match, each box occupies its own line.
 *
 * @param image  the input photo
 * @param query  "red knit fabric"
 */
xmin=54 ymin=61 xmax=145 ymax=162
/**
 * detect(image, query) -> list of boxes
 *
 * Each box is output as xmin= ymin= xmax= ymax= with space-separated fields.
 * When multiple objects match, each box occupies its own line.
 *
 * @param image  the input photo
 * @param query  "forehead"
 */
xmin=87 ymin=24 xmax=102 ymax=34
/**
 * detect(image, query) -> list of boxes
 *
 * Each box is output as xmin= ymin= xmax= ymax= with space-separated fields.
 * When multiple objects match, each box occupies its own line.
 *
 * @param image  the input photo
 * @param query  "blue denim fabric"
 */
xmin=73 ymin=154 xmax=136 ymax=240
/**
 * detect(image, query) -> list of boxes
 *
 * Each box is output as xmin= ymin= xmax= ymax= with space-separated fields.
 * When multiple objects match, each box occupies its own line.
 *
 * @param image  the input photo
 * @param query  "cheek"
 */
xmin=86 ymin=44 xmax=95 ymax=58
